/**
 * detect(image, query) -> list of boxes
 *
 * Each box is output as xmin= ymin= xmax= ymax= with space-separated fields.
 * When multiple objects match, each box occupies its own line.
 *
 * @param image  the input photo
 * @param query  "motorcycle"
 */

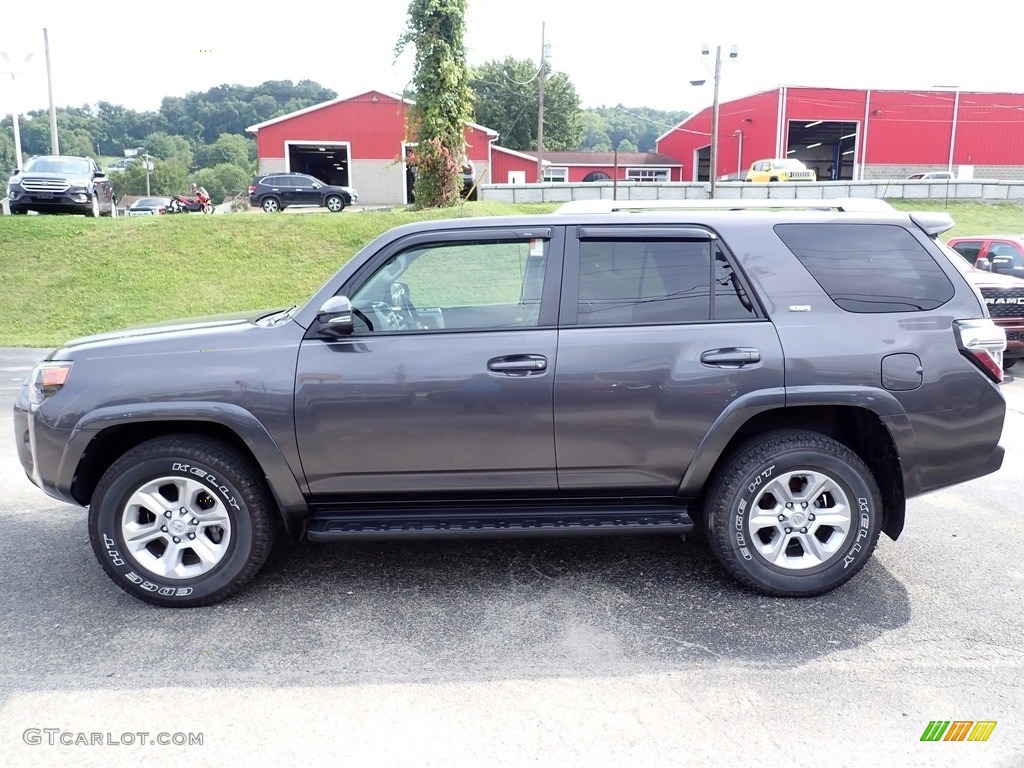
xmin=167 ymin=190 xmax=214 ymax=214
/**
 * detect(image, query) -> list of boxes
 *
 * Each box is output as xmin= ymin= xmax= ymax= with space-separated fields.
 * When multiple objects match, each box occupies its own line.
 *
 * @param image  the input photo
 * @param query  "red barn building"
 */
xmin=657 ymin=86 xmax=1024 ymax=182
xmin=246 ymin=90 xmax=499 ymax=205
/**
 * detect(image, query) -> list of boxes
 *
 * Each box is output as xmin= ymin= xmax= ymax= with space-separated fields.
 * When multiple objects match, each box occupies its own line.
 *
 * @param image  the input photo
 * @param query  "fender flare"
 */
xmin=678 ymin=385 xmax=916 ymax=501
xmin=59 ymin=402 xmax=308 ymax=538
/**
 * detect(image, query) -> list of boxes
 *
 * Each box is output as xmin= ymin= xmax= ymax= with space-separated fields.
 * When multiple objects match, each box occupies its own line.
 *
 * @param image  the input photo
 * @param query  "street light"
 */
xmin=0 ymin=51 xmax=34 ymax=171
xmin=695 ymin=44 xmax=738 ymax=198
xmin=733 ymin=129 xmax=744 ymax=177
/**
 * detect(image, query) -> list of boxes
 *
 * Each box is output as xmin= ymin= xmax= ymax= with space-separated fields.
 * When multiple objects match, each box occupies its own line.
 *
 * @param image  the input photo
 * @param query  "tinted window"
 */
xmin=350 ymin=238 xmax=549 ymax=332
xmin=776 ymin=223 xmax=955 ymax=313
xmin=293 ymin=176 xmax=315 ymax=188
xmin=577 ymin=240 xmax=711 ymax=325
xmin=950 ymin=242 xmax=982 ymax=262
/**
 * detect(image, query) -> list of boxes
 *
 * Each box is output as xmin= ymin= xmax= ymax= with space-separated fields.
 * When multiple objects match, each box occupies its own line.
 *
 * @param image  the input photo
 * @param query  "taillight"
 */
xmin=28 ymin=361 xmax=73 ymax=404
xmin=954 ymin=319 xmax=1006 ymax=383
xmin=248 ymin=185 xmax=256 ymax=195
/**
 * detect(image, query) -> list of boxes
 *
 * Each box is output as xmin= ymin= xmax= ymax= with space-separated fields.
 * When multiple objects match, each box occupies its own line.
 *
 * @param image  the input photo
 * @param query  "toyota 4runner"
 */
xmin=14 ymin=199 xmax=1007 ymax=606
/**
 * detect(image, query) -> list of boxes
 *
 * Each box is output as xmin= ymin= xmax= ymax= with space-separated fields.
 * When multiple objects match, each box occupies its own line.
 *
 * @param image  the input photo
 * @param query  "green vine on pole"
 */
xmin=396 ymin=0 xmax=473 ymax=208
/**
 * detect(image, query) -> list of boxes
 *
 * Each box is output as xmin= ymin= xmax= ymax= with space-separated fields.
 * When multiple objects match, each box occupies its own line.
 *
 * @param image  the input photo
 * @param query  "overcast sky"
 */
xmin=0 ymin=0 xmax=1017 ymax=119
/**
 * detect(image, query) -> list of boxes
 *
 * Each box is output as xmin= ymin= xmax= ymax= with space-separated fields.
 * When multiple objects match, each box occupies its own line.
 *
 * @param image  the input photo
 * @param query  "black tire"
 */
xmin=11 ymin=206 xmax=26 ymax=215
xmin=1003 ymin=358 xmax=1017 ymax=370
xmin=261 ymin=197 xmax=281 ymax=213
xmin=85 ymin=194 xmax=100 ymax=218
xmin=325 ymin=194 xmax=345 ymax=213
xmin=88 ymin=435 xmax=275 ymax=607
xmin=704 ymin=430 xmax=882 ymax=597
xmin=769 ymin=176 xmax=779 ymax=182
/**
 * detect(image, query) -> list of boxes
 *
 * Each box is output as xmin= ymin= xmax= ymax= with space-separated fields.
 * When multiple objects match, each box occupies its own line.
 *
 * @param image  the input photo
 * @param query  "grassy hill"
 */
xmin=1 ymin=200 xmax=1022 ymax=347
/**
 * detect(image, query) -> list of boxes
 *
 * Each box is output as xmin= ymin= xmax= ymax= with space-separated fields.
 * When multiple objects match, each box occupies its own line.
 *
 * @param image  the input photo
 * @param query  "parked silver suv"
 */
xmin=14 ymin=200 xmax=1007 ymax=606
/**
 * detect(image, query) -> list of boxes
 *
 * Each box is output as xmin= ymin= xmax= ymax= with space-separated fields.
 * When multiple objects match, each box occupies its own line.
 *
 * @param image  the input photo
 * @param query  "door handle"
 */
xmin=700 ymin=348 xmax=761 ymax=367
xmin=488 ymin=355 xmax=548 ymax=376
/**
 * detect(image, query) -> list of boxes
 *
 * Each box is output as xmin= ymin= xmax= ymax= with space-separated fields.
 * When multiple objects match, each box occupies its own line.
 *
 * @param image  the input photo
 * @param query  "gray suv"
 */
xmin=13 ymin=200 xmax=1008 ymax=606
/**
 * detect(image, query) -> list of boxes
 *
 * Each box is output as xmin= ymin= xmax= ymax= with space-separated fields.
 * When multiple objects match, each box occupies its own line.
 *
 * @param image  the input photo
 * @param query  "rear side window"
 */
xmin=775 ymin=223 xmax=954 ymax=313
xmin=576 ymin=239 xmax=756 ymax=325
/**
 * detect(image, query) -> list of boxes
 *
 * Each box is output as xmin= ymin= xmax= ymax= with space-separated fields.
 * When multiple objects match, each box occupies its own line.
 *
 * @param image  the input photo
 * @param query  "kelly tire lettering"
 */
xmin=704 ymin=430 xmax=882 ymax=597
xmin=88 ymin=435 xmax=274 ymax=607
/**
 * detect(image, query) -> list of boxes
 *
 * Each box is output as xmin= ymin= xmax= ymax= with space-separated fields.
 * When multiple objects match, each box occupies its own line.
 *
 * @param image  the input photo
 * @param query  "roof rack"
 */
xmin=554 ymin=198 xmax=896 ymax=214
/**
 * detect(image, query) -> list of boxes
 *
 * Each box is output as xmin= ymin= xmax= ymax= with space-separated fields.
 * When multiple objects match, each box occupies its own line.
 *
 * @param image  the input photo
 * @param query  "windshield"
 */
xmin=25 ymin=156 xmax=93 ymax=176
xmin=779 ymin=160 xmax=807 ymax=170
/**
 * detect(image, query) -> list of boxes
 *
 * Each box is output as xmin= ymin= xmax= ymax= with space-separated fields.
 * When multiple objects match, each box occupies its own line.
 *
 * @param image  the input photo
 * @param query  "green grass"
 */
xmin=0 ymin=202 xmax=558 ymax=347
xmin=1 ymin=199 xmax=1022 ymax=348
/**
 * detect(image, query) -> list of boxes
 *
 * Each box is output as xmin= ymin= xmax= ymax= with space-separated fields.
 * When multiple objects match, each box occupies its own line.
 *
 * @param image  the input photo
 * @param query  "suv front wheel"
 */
xmin=88 ymin=435 xmax=275 ymax=607
xmin=704 ymin=430 xmax=882 ymax=596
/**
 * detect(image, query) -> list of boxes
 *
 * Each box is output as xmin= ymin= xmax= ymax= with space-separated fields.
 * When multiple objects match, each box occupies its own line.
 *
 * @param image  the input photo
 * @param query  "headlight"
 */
xmin=28 ymin=361 xmax=73 ymax=405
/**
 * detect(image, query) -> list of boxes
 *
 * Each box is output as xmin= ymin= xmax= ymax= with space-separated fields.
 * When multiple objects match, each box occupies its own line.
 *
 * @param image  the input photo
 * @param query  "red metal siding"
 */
xmin=256 ymin=91 xmax=408 ymax=160
xmin=256 ymin=90 xmax=497 ymax=163
xmin=949 ymin=92 xmax=1024 ymax=165
xmin=658 ymin=90 xmax=781 ymax=179
xmin=657 ymin=87 xmax=1024 ymax=175
xmin=492 ymin=150 xmax=538 ymax=184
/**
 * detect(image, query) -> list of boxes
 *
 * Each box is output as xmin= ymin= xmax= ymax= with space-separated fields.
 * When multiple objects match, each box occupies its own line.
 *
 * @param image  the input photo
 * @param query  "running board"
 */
xmin=306 ymin=505 xmax=694 ymax=542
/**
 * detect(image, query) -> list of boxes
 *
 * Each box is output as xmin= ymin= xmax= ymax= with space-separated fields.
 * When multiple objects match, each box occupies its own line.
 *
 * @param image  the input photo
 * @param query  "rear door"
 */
xmin=553 ymin=225 xmax=785 ymax=492
xmin=285 ymin=175 xmax=317 ymax=207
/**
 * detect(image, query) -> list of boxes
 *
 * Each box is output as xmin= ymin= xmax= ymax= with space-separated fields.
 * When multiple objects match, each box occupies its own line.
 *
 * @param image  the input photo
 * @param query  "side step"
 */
xmin=306 ymin=505 xmax=694 ymax=542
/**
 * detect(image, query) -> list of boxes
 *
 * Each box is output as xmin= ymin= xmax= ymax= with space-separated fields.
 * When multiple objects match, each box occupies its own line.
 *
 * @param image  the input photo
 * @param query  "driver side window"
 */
xmin=349 ymin=238 xmax=549 ymax=333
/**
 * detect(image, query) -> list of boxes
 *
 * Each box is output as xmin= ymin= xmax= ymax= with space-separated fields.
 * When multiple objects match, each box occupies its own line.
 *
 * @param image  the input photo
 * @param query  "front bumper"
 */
xmin=9 ymin=189 xmax=93 ymax=214
xmin=13 ymin=386 xmax=81 ymax=506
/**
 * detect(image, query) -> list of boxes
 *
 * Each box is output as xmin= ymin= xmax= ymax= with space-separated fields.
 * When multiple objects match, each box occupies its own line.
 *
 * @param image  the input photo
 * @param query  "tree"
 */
xmin=193 ymin=163 xmax=251 ymax=205
xmin=193 ymin=133 xmax=254 ymax=173
xmin=144 ymin=132 xmax=193 ymax=169
xmin=576 ymin=106 xmax=690 ymax=152
xmin=471 ymin=57 xmax=582 ymax=153
xmin=396 ymin=0 xmax=473 ymax=208
xmin=108 ymin=159 xmax=189 ymax=197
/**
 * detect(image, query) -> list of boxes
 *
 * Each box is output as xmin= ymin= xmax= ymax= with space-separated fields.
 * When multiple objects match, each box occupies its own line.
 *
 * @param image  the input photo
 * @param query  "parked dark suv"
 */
xmin=248 ymin=173 xmax=358 ymax=213
xmin=7 ymin=155 xmax=115 ymax=216
xmin=14 ymin=199 xmax=1007 ymax=606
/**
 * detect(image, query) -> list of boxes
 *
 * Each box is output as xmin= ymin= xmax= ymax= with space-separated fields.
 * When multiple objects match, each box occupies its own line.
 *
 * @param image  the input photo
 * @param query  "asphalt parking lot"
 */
xmin=1 ymin=349 xmax=1021 ymax=767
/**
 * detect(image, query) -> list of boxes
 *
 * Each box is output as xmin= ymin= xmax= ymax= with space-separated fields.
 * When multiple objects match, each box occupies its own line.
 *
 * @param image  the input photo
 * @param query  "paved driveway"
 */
xmin=1 ymin=349 xmax=1021 ymax=767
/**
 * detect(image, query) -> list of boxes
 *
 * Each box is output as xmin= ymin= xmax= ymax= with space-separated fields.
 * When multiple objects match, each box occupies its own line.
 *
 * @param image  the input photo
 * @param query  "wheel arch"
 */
xmin=67 ymin=406 xmax=308 ymax=541
xmin=681 ymin=403 xmax=908 ymax=541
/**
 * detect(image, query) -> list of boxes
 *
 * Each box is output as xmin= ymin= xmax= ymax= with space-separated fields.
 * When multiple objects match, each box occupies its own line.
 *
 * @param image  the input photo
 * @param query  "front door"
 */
xmin=295 ymin=227 xmax=564 ymax=497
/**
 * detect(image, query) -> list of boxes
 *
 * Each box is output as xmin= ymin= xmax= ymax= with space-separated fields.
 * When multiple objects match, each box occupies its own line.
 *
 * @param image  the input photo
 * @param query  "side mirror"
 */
xmin=975 ymin=258 xmax=992 ymax=271
xmin=11 ymin=168 xmax=20 ymax=176
xmin=316 ymin=295 xmax=354 ymax=338
xmin=94 ymin=170 xmax=106 ymax=179
xmin=991 ymin=257 xmax=1015 ymax=274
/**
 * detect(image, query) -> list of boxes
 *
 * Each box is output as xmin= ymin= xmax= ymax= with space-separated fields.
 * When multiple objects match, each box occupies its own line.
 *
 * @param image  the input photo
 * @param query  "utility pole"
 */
xmin=710 ymin=45 xmax=721 ymax=198
xmin=535 ymin=22 xmax=546 ymax=184
xmin=0 ymin=51 xmax=34 ymax=169
xmin=44 ymin=28 xmax=59 ymax=155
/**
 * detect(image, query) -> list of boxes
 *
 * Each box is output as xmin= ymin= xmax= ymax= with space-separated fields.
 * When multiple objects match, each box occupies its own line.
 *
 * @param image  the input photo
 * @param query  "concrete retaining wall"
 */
xmin=480 ymin=179 xmax=1024 ymax=205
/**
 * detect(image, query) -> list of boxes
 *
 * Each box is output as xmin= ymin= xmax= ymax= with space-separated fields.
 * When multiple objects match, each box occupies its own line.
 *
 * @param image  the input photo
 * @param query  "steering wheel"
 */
xmin=388 ymin=282 xmax=420 ymax=330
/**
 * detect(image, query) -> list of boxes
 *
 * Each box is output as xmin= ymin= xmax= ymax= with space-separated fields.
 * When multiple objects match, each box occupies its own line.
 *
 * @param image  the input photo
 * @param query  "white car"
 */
xmin=125 ymin=197 xmax=171 ymax=216
xmin=906 ymin=171 xmax=955 ymax=180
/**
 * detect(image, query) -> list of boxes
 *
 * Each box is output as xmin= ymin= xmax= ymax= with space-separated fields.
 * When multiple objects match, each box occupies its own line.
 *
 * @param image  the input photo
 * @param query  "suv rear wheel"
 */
xmin=704 ymin=430 xmax=882 ymax=596
xmin=88 ymin=435 xmax=275 ymax=607
xmin=261 ymin=197 xmax=281 ymax=213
